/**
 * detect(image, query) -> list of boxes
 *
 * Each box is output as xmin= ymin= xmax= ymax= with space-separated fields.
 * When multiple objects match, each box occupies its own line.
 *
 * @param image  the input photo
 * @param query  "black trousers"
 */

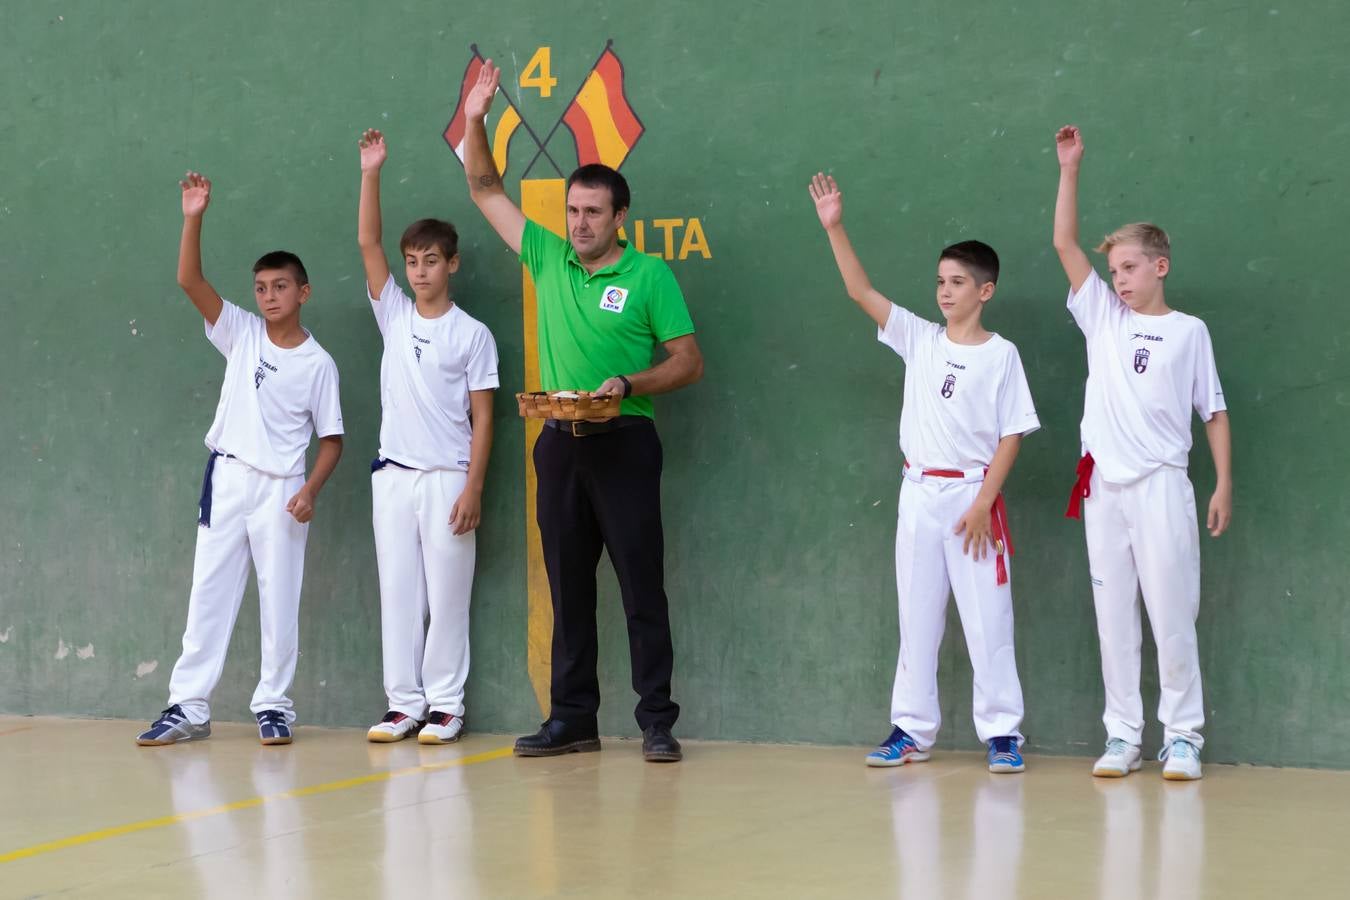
xmin=533 ymin=420 xmax=679 ymax=730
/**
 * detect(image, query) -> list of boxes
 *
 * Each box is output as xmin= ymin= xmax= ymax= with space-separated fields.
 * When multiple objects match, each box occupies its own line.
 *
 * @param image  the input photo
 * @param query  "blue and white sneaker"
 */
xmin=136 ymin=704 xmax=210 ymax=746
xmin=865 ymin=726 xmax=930 ymax=767
xmin=987 ymin=736 xmax=1026 ymax=773
xmin=1160 ymin=738 xmax=1202 ymax=781
xmin=256 ymin=709 xmax=293 ymax=746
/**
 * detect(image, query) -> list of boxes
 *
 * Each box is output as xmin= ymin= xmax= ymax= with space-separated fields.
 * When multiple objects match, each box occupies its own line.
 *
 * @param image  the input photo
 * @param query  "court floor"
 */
xmin=1 ymin=716 xmax=1346 ymax=899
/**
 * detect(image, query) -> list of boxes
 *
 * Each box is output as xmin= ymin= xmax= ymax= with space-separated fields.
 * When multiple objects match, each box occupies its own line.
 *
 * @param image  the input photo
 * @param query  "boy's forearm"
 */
xmin=1053 ymin=167 xmax=1081 ymax=251
xmin=972 ymin=434 xmax=1022 ymax=510
xmin=465 ymin=399 xmax=493 ymax=492
xmin=177 ymin=216 xmax=206 ymax=287
xmin=1206 ymin=411 xmax=1232 ymax=487
xmin=823 ymin=223 xmax=873 ymax=300
xmin=464 ymin=118 xmax=503 ymax=198
xmin=303 ymin=436 xmax=343 ymax=497
xmin=358 ymin=170 xmax=382 ymax=247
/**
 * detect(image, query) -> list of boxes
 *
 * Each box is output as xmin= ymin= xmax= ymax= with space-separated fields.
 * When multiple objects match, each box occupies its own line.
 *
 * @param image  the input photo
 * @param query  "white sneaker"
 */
xmin=1161 ymin=739 xmax=1203 ymax=781
xmin=1092 ymin=738 xmax=1142 ymax=777
xmin=367 ymin=710 xmax=424 ymax=743
xmin=418 ymin=711 xmax=464 ymax=745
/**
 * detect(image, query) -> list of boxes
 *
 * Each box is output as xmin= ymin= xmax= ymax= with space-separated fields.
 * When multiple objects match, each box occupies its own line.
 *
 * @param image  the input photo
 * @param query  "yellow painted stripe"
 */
xmin=0 ymin=745 xmax=514 ymax=865
xmin=573 ymin=73 xmax=630 ymax=169
xmin=492 ymin=106 xmax=521 ymax=177
xmin=519 ymin=179 xmax=567 ymax=716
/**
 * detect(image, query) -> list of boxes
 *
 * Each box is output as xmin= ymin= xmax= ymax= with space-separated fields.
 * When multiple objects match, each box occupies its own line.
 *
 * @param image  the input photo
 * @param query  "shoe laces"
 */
xmin=990 ymin=736 xmax=1019 ymax=758
xmin=882 ymin=726 xmax=915 ymax=749
xmin=380 ymin=710 xmax=405 ymax=724
xmin=156 ymin=705 xmax=186 ymax=723
xmin=1161 ymin=739 xmax=1197 ymax=762
xmin=257 ymin=710 xmax=286 ymax=726
xmin=1104 ymin=737 xmax=1134 ymax=755
xmin=428 ymin=712 xmax=457 ymax=726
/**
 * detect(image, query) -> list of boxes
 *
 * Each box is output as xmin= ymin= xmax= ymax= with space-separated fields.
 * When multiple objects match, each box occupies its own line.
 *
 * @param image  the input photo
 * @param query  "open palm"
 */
xmin=464 ymin=60 xmax=500 ymax=120
xmin=359 ymin=128 xmax=387 ymax=171
xmin=808 ymin=172 xmax=843 ymax=229
xmin=180 ymin=171 xmax=212 ymax=217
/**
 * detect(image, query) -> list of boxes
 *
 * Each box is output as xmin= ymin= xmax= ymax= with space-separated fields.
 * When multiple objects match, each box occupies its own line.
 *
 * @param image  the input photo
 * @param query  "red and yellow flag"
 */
xmin=444 ymin=49 xmax=527 ymax=177
xmin=561 ymin=44 xmax=644 ymax=170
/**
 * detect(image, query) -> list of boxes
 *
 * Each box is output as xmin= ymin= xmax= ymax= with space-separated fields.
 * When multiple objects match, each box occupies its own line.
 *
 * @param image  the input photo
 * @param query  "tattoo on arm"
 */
xmin=477 ymin=174 xmax=500 ymax=188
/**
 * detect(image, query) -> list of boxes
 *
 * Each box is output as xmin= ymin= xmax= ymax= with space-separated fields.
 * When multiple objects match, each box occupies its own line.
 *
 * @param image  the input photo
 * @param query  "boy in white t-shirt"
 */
xmin=1053 ymin=126 xmax=1232 ymax=781
xmin=137 ymin=172 xmax=345 ymax=748
xmin=356 ymin=129 xmax=500 ymax=744
xmin=808 ymin=173 xmax=1040 ymax=773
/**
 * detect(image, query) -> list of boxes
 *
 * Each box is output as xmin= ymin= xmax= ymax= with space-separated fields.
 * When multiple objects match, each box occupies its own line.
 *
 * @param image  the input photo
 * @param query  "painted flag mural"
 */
xmin=443 ymin=49 xmax=531 ymax=176
xmin=561 ymin=42 xmax=645 ymax=170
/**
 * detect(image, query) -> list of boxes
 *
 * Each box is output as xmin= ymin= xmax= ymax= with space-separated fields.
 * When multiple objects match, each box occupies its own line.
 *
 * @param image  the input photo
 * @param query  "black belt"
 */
xmin=370 ymin=456 xmax=416 ymax=473
xmin=545 ymin=415 xmax=650 ymax=437
xmin=198 ymin=450 xmax=235 ymax=527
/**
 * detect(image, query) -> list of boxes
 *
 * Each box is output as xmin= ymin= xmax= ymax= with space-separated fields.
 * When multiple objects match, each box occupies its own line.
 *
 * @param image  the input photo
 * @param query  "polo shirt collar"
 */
xmin=566 ymin=239 xmax=639 ymax=277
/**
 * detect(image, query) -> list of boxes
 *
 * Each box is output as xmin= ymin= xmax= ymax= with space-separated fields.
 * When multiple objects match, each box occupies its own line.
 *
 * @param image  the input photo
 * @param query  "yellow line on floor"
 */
xmin=0 ymin=744 xmax=515 ymax=864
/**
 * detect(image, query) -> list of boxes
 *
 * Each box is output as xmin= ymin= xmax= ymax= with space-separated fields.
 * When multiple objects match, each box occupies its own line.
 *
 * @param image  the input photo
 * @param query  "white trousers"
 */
xmin=1084 ymin=465 xmax=1204 ymax=748
xmin=168 ymin=457 xmax=308 ymax=725
xmin=372 ymin=466 xmax=476 ymax=719
xmin=890 ymin=470 xmax=1025 ymax=749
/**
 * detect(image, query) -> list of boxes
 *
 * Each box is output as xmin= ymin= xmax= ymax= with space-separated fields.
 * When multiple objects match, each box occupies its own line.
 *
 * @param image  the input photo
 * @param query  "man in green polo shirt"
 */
xmin=460 ymin=60 xmax=703 ymax=762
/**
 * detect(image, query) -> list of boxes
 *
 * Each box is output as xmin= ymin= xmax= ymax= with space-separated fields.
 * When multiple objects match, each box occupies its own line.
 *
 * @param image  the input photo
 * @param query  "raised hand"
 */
xmin=180 ymin=171 xmax=212 ymax=218
xmin=1056 ymin=125 xmax=1084 ymax=168
xmin=359 ymin=128 xmax=388 ymax=171
xmin=464 ymin=60 xmax=500 ymax=121
xmin=808 ymin=172 xmax=843 ymax=229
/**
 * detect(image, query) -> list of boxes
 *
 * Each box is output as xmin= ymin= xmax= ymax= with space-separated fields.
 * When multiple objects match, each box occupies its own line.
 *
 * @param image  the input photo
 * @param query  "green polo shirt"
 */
xmin=520 ymin=219 xmax=695 ymax=419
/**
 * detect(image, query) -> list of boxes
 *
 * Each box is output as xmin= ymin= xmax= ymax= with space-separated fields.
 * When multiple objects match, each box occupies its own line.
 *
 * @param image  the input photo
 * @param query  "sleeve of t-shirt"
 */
xmin=1066 ymin=268 xmax=1119 ymax=338
xmin=876 ymin=303 xmax=938 ymax=363
xmin=998 ymin=344 xmax=1042 ymax=439
xmin=1191 ymin=320 xmax=1227 ymax=421
xmin=518 ymin=219 xmax=568 ymax=281
xmin=466 ymin=322 xmax=501 ymax=392
xmin=647 ymin=264 xmax=696 ymax=342
xmin=368 ymin=274 xmax=411 ymax=336
xmin=309 ymin=355 xmax=345 ymax=438
xmin=204 ymin=299 xmax=250 ymax=357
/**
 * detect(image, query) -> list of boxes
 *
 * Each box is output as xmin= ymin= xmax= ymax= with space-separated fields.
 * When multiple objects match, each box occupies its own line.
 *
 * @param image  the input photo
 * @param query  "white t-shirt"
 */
xmin=878 ymin=304 xmax=1040 ymax=470
xmin=203 ymin=300 xmax=344 ymax=478
xmin=1068 ymin=270 xmax=1226 ymax=485
xmin=370 ymin=275 xmax=500 ymax=471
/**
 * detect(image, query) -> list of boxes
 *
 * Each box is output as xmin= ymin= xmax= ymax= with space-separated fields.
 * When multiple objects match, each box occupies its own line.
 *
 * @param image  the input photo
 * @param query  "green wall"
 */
xmin=3 ymin=0 xmax=1347 ymax=767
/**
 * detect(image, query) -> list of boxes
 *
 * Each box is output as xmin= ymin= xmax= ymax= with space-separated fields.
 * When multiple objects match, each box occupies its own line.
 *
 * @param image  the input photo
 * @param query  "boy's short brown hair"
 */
xmin=400 ymin=218 xmax=459 ymax=259
xmin=1096 ymin=222 xmax=1170 ymax=259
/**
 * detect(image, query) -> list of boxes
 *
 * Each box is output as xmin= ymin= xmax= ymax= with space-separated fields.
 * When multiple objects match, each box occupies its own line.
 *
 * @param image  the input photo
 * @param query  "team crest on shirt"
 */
xmin=254 ymin=358 xmax=277 ymax=389
xmin=600 ymin=286 xmax=629 ymax=313
xmin=940 ymin=373 xmax=956 ymax=398
xmin=1134 ymin=347 xmax=1150 ymax=374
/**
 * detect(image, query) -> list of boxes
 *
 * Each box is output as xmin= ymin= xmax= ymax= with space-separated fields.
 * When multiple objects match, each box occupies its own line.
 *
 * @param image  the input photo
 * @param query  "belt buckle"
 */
xmin=569 ymin=420 xmax=584 ymax=437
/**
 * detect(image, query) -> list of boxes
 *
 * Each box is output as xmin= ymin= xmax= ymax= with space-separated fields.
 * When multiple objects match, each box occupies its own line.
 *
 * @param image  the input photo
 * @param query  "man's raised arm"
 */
xmin=462 ymin=60 xmax=526 ymax=255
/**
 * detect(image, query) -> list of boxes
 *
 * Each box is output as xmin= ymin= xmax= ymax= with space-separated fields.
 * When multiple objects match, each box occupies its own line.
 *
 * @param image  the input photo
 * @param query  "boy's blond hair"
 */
xmin=1095 ymin=222 xmax=1170 ymax=259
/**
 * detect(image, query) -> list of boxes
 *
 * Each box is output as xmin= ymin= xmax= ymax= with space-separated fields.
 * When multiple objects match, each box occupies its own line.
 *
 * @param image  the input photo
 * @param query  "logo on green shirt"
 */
xmin=600 ymin=286 xmax=629 ymax=313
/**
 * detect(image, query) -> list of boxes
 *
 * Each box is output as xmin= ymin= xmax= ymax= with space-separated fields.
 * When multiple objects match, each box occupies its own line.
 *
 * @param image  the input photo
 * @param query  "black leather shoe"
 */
xmin=513 ymin=719 xmax=601 ymax=757
xmin=642 ymin=724 xmax=683 ymax=762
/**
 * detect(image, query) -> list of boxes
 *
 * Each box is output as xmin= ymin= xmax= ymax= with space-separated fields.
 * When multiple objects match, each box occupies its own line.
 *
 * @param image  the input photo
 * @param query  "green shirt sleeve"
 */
xmin=647 ymin=262 xmax=695 ymax=342
xmin=519 ymin=219 xmax=567 ymax=279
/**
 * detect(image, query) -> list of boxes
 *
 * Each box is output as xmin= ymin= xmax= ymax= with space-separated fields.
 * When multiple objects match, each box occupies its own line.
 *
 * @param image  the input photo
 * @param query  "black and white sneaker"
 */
xmin=256 ymin=709 xmax=293 ymax=745
xmin=367 ymin=710 xmax=424 ymax=743
xmin=136 ymin=704 xmax=211 ymax=746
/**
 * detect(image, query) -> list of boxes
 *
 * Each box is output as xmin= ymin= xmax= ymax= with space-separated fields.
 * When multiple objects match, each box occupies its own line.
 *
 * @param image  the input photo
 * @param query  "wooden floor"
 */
xmin=2 ymin=716 xmax=1346 ymax=898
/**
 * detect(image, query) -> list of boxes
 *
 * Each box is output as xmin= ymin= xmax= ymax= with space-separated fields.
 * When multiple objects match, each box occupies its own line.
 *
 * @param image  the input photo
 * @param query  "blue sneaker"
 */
xmin=136 ymin=704 xmax=210 ymax=746
xmin=865 ymin=726 xmax=930 ymax=767
xmin=987 ymin=736 xmax=1025 ymax=773
xmin=256 ymin=709 xmax=292 ymax=746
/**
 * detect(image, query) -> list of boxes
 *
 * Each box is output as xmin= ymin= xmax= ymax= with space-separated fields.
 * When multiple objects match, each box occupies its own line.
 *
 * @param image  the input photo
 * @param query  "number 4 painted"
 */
xmin=520 ymin=47 xmax=558 ymax=97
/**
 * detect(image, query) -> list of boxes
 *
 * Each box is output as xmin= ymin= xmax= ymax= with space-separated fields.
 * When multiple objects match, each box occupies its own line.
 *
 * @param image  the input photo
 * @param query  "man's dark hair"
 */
xmin=938 ymin=240 xmax=1000 ymax=286
xmin=566 ymin=164 xmax=631 ymax=213
xmin=400 ymin=218 xmax=459 ymax=259
xmin=253 ymin=250 xmax=309 ymax=286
